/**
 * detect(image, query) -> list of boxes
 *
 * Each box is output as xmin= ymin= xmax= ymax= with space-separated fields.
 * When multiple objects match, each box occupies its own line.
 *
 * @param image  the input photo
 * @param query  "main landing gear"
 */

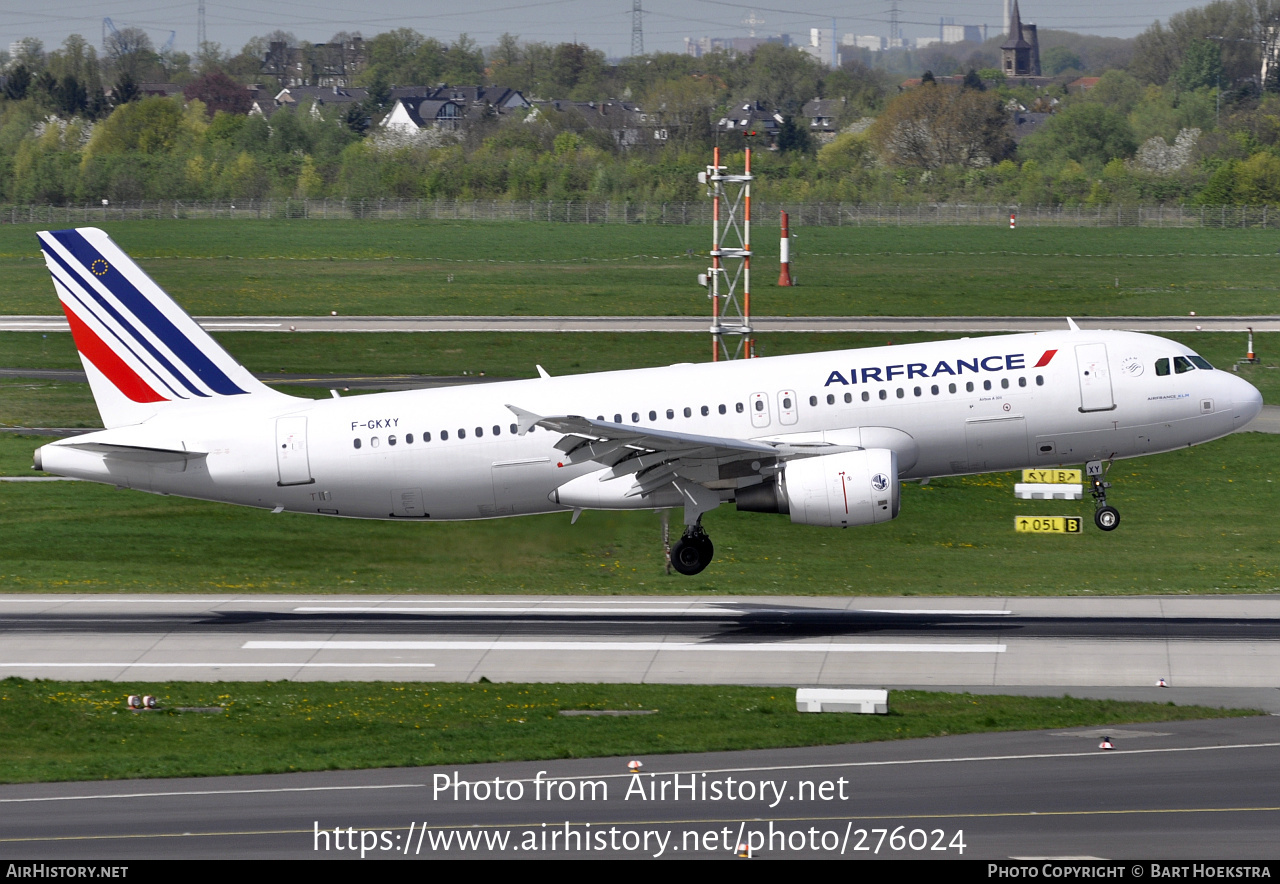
xmin=670 ymin=523 xmax=714 ymax=576
xmin=1086 ymin=459 xmax=1120 ymax=531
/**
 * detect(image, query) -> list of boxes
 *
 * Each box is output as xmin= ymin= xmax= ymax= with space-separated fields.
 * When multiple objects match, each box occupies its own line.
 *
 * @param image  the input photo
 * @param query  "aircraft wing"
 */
xmin=506 ymin=405 xmax=857 ymax=495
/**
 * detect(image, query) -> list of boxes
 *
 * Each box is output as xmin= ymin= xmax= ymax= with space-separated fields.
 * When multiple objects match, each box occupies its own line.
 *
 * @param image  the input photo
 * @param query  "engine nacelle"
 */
xmin=736 ymin=449 xmax=899 ymax=527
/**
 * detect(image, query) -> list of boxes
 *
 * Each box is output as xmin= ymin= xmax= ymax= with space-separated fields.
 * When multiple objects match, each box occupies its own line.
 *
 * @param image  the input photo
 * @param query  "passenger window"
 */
xmin=983 ymin=380 xmax=992 ymax=391
xmin=718 ymin=404 xmax=727 ymax=414
xmin=406 ymin=433 xmax=414 ymax=444
xmin=948 ymin=383 xmax=956 ymax=394
xmin=475 ymin=427 xmax=483 ymax=437
xmin=826 ymin=394 xmax=835 ymax=405
xmin=1035 ymin=376 xmax=1044 ymax=386
xmin=700 ymin=406 xmax=709 ymax=416
xmin=1018 ymin=377 xmax=1026 ymax=388
xmin=966 ymin=382 xmax=974 ymax=392
xmin=754 ymin=400 xmax=764 ymax=412
xmin=632 ymin=412 xmax=639 ymax=422
xmin=458 ymin=429 xmax=466 ymax=439
xmin=1001 ymin=378 xmax=1009 ymax=389
xmin=896 ymin=388 xmax=904 ymax=398
xmin=930 ymin=385 xmax=938 ymax=395
xmin=878 ymin=390 xmax=887 ymax=400
xmin=862 ymin=391 xmax=870 ymax=402
xmin=736 ymin=402 xmax=744 ymax=413
xmin=441 ymin=430 xmax=449 ymax=441
xmin=649 ymin=410 xmax=657 ymax=421
xmin=388 ymin=435 xmax=397 ymax=446
xmin=424 ymin=432 xmax=432 ymax=442
xmin=371 ymin=437 xmax=380 ymax=448
xmin=353 ymin=438 xmax=361 ymax=449
xmin=913 ymin=386 xmax=922 ymax=397
xmin=666 ymin=409 xmax=674 ymax=419
xmin=844 ymin=392 xmax=852 ymax=403
xmin=493 ymin=426 xmax=501 ymax=436
xmin=1174 ymin=356 xmax=1194 ymax=374
xmin=683 ymin=407 xmax=691 ymax=418
xmin=509 ymin=425 xmax=516 ymax=434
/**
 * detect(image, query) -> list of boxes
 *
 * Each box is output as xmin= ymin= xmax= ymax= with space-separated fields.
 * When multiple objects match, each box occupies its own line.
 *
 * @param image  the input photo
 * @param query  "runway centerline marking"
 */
xmin=291 ymin=606 xmax=1014 ymax=616
xmin=243 ymin=640 xmax=1006 ymax=653
xmin=0 ymin=662 xmax=437 ymax=669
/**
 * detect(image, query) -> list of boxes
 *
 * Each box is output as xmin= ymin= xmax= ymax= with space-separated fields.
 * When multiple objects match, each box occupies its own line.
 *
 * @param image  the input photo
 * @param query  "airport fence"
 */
xmin=3 ymin=199 xmax=1280 ymax=229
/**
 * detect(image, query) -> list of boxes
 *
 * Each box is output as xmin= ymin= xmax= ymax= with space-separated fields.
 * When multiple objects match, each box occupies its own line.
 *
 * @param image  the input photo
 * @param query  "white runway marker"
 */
xmin=245 ymin=640 xmax=1005 ymax=653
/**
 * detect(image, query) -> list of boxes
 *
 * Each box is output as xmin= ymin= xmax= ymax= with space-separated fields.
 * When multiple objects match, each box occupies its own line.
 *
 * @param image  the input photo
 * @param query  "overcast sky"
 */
xmin=3 ymin=1 xmax=1211 ymax=61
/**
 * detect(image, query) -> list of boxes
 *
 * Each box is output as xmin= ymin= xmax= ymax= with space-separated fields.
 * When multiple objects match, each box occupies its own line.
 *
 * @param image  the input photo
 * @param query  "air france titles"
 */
xmin=824 ymin=353 xmax=1030 ymax=387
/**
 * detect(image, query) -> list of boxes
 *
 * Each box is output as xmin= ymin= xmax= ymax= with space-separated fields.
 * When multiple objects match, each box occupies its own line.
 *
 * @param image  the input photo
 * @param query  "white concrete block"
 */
xmin=795 ymin=688 xmax=888 ymax=714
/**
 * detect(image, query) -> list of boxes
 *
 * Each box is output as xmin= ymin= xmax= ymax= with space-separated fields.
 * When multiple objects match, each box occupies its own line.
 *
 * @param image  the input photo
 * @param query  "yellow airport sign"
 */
xmin=1015 ymin=516 xmax=1082 ymax=534
xmin=1022 ymin=469 xmax=1083 ymax=484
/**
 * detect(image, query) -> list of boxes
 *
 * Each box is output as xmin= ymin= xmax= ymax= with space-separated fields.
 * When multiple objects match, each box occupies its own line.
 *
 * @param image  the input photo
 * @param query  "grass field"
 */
xmin=1 ymin=430 xmax=1274 ymax=595
xmin=0 ymin=678 xmax=1255 ymax=783
xmin=2 ymin=221 xmax=1278 ymax=317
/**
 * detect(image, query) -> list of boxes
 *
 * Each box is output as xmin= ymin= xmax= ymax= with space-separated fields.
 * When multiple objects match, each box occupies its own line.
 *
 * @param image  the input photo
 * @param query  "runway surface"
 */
xmin=3 ymin=595 xmax=1279 ymax=711
xmin=3 ymin=314 xmax=1278 ymax=333
xmin=2 ymin=716 xmax=1277 ymax=859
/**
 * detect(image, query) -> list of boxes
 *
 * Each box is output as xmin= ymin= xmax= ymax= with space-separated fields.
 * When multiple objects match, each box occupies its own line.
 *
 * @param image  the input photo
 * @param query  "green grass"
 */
xmin=0 ymin=678 xmax=1255 ymax=783
xmin=2 ymin=221 xmax=1279 ymax=316
xmin=1 ymin=432 xmax=1275 ymax=594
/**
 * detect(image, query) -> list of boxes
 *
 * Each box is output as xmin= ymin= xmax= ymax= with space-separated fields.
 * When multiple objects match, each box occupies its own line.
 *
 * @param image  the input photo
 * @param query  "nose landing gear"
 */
xmin=1086 ymin=459 xmax=1120 ymax=531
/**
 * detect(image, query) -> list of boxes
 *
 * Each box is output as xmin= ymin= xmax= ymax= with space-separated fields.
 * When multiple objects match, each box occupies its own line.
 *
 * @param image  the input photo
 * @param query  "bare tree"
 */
xmin=871 ymin=84 xmax=1013 ymax=169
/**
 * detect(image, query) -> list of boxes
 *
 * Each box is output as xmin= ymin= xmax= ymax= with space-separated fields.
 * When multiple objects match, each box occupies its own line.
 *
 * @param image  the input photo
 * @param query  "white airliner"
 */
xmin=32 ymin=227 xmax=1263 ymax=575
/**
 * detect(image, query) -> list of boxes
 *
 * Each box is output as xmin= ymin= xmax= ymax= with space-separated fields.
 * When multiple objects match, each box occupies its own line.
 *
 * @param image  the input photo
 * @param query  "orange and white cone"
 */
xmin=1099 ymin=736 xmax=1114 ymax=750
xmin=627 ymin=760 xmax=643 ymax=772
xmin=1156 ymin=678 xmax=1169 ymax=688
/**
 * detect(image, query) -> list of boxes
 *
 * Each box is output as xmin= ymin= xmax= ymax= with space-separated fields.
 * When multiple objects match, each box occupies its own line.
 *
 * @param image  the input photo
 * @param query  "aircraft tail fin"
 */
xmin=38 ymin=227 xmax=285 ymax=428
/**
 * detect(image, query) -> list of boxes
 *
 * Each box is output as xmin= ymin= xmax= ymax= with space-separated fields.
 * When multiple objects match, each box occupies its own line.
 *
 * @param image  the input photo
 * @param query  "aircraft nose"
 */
xmin=1232 ymin=376 xmax=1263 ymax=430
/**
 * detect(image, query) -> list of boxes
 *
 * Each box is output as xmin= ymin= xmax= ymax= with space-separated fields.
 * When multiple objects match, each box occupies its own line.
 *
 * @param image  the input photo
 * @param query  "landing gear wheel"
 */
xmin=670 ymin=527 xmax=714 ymax=576
xmin=1094 ymin=506 xmax=1120 ymax=531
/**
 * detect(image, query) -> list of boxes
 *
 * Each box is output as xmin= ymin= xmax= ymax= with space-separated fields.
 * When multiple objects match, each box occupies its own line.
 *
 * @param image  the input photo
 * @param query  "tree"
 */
xmin=1020 ymin=103 xmax=1137 ymax=170
xmin=1041 ymin=47 xmax=1083 ymax=75
xmin=105 ymin=27 xmax=156 ymax=82
xmin=183 ymin=70 xmax=251 ymax=116
xmin=775 ymin=115 xmax=811 ymax=153
xmin=1175 ymin=39 xmax=1224 ymax=91
xmin=4 ymin=64 xmax=31 ymax=101
xmin=739 ymin=43 xmax=822 ymax=116
xmin=870 ymin=84 xmax=1012 ymax=169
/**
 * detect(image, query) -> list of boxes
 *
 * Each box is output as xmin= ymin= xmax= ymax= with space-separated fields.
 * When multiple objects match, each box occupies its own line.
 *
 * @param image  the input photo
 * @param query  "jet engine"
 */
xmin=735 ymin=448 xmax=899 ymax=527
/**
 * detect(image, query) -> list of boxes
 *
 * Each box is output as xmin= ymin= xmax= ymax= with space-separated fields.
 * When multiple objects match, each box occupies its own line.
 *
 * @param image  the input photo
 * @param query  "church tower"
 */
xmin=1001 ymin=1 xmax=1041 ymax=77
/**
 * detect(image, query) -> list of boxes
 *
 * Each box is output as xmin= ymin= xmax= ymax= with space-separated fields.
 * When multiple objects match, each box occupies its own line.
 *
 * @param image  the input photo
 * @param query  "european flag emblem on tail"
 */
xmin=38 ymin=227 xmax=280 ymax=428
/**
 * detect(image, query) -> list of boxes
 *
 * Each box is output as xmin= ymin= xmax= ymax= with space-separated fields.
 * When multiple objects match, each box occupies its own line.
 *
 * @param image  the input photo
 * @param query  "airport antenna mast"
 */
xmin=197 ymin=0 xmax=207 ymax=51
xmin=631 ymin=0 xmax=644 ymax=56
xmin=698 ymin=146 xmax=753 ymax=361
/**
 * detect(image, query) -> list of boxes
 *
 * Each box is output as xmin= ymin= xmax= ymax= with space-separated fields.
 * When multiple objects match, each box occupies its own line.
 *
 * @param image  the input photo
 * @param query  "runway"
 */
xmin=3 ymin=595 xmax=1279 ymax=710
xmin=2 ymin=716 xmax=1277 ymax=859
xmin=2 ymin=314 xmax=1278 ymax=333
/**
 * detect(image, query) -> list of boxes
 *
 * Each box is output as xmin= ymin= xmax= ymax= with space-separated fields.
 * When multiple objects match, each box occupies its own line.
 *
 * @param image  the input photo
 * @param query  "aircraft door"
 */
xmin=1075 ymin=344 xmax=1115 ymax=412
xmin=777 ymin=390 xmax=798 ymax=425
xmin=750 ymin=392 xmax=771 ymax=428
xmin=275 ymin=416 xmax=314 ymax=486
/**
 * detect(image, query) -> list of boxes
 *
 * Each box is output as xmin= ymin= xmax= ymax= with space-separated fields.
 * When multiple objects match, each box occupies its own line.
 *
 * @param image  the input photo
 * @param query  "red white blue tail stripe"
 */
xmin=38 ymin=228 xmax=253 ymax=403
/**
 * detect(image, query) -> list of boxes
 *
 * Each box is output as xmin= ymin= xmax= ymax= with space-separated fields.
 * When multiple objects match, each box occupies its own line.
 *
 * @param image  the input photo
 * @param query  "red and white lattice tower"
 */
xmin=699 ymin=147 xmax=753 ymax=360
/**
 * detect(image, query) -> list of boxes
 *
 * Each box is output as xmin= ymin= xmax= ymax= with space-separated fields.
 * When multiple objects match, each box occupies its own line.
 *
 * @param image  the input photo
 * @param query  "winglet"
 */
xmin=505 ymin=404 xmax=543 ymax=436
xmin=1066 ymin=317 xmax=1080 ymax=331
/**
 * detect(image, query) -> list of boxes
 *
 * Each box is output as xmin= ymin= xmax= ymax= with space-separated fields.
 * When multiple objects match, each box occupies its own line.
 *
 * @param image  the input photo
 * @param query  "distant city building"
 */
xmin=842 ymin=34 xmax=885 ymax=52
xmin=800 ymin=27 xmax=837 ymax=68
xmin=941 ymin=24 xmax=985 ymax=44
xmin=683 ymin=35 xmax=790 ymax=57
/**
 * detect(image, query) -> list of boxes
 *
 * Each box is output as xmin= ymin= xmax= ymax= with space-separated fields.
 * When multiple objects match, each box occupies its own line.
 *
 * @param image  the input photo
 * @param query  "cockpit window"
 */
xmin=1174 ymin=356 xmax=1195 ymax=374
xmin=1189 ymin=355 xmax=1214 ymax=370
xmin=1155 ymin=358 xmax=1170 ymax=376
